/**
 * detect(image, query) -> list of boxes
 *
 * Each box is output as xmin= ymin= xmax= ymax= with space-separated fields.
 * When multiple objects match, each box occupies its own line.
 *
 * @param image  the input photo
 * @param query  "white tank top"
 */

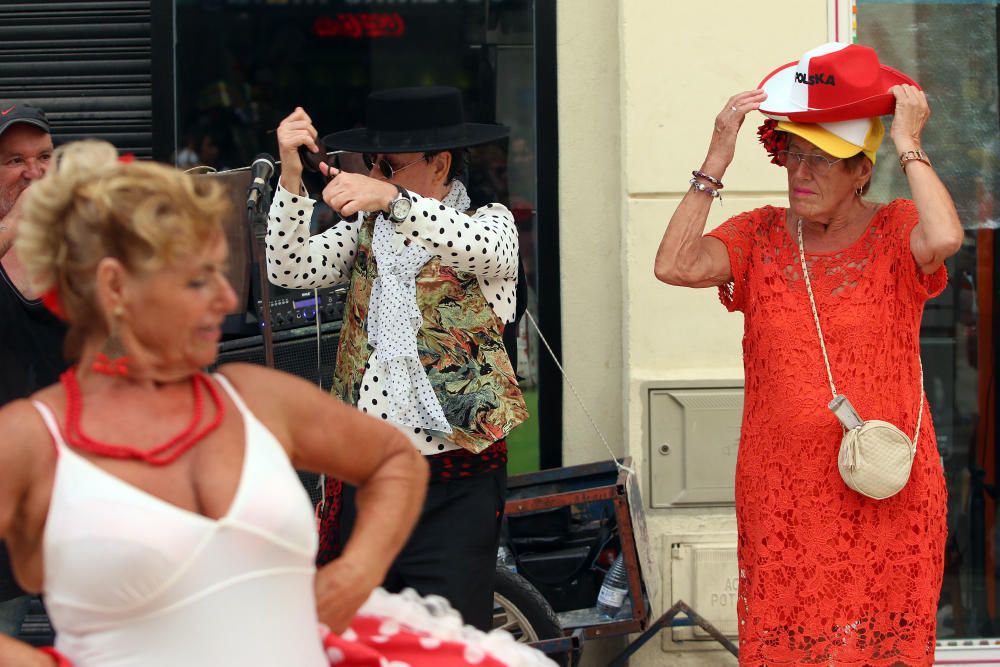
xmin=32 ymin=374 xmax=327 ymax=667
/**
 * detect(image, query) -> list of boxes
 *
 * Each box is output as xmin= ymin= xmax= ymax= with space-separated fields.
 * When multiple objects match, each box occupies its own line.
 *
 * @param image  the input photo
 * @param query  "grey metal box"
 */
xmin=646 ymin=381 xmax=744 ymax=507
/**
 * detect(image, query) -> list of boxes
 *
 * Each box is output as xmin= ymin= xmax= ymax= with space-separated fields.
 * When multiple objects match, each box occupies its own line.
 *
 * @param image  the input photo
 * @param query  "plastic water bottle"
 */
xmin=596 ymin=553 xmax=629 ymax=618
xmin=497 ymin=545 xmax=516 ymax=572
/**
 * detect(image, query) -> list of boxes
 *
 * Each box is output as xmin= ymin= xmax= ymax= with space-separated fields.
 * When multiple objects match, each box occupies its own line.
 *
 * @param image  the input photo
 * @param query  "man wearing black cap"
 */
xmin=267 ymin=87 xmax=528 ymax=631
xmin=0 ymin=102 xmax=64 ymax=638
xmin=0 ymin=104 xmax=51 ymax=261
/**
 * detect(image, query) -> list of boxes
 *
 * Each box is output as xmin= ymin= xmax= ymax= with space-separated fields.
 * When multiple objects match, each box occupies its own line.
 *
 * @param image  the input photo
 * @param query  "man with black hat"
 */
xmin=267 ymin=86 xmax=528 ymax=631
xmin=0 ymin=102 xmax=64 ymax=638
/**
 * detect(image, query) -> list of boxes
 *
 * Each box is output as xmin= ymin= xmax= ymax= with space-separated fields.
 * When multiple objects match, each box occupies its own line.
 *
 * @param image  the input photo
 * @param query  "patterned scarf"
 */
xmin=367 ymin=180 xmax=470 ymax=433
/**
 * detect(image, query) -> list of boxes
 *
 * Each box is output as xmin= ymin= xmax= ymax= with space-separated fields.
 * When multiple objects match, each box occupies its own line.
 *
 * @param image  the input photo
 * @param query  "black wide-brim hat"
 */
xmin=322 ymin=86 xmax=509 ymax=153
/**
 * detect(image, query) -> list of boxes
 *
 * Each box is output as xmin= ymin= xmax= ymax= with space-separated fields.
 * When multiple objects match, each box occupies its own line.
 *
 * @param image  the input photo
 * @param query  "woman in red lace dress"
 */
xmin=654 ymin=43 xmax=963 ymax=666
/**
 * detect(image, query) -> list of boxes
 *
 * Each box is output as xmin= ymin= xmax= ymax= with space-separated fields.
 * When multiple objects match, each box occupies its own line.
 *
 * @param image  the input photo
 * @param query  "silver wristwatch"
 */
xmin=386 ymin=184 xmax=413 ymax=223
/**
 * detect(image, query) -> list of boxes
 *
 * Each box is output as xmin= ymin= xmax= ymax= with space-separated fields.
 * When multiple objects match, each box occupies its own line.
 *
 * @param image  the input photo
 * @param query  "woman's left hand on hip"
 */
xmin=314 ymin=555 xmax=382 ymax=633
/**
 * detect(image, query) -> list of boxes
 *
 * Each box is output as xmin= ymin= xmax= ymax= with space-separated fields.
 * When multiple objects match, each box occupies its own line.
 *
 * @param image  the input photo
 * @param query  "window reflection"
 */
xmin=860 ymin=0 xmax=1000 ymax=640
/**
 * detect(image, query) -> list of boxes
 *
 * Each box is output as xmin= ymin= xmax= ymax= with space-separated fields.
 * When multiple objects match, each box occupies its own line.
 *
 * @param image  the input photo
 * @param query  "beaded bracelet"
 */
xmin=689 ymin=177 xmax=722 ymax=202
xmin=39 ymin=647 xmax=73 ymax=666
xmin=691 ymin=170 xmax=724 ymax=189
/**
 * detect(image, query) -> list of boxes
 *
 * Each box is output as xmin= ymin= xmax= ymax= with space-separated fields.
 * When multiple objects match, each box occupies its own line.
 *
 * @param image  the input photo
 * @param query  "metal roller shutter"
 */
xmin=0 ymin=0 xmax=172 ymax=159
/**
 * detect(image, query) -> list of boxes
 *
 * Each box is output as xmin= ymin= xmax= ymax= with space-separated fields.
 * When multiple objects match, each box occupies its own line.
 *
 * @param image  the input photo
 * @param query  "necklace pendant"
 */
xmin=92 ymin=352 xmax=130 ymax=377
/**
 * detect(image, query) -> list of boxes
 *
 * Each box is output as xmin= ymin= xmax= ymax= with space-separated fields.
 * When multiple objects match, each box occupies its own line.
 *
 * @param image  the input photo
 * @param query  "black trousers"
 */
xmin=340 ymin=466 xmax=507 ymax=631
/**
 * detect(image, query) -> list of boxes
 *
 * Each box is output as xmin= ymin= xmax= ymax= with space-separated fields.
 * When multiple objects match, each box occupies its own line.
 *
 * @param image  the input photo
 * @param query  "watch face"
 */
xmin=390 ymin=196 xmax=412 ymax=221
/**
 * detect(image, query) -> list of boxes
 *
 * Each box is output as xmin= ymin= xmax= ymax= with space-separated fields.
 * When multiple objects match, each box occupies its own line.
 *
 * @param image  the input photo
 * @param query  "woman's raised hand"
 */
xmin=888 ymin=84 xmax=929 ymax=153
xmin=704 ymin=90 xmax=768 ymax=173
xmin=275 ymin=107 xmax=319 ymax=190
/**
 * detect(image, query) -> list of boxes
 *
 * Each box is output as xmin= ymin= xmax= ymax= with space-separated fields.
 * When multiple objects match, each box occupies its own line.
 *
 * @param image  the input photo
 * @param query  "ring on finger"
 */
xmin=730 ymin=105 xmax=739 ymax=113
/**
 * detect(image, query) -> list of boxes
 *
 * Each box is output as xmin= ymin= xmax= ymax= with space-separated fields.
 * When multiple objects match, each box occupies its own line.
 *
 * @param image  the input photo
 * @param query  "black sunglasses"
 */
xmin=362 ymin=153 xmax=427 ymax=180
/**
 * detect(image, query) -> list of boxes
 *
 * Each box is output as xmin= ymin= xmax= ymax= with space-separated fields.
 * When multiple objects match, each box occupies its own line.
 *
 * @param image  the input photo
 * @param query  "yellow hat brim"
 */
xmin=776 ymin=119 xmax=884 ymax=164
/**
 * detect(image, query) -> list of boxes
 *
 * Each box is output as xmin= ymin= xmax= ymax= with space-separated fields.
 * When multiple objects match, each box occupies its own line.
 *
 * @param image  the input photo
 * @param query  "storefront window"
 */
xmin=174 ymin=0 xmax=545 ymax=472
xmin=859 ymin=0 xmax=1000 ymax=642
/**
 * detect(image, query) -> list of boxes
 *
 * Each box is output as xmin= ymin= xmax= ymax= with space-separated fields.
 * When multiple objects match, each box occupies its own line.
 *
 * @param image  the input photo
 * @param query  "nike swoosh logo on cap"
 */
xmin=0 ymin=106 xmax=15 ymax=116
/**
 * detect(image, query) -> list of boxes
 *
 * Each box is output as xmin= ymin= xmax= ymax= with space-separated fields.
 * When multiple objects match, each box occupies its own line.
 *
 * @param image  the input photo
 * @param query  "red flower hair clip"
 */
xmin=757 ymin=119 xmax=789 ymax=166
xmin=118 ymin=153 xmax=136 ymax=164
xmin=41 ymin=287 xmax=68 ymax=321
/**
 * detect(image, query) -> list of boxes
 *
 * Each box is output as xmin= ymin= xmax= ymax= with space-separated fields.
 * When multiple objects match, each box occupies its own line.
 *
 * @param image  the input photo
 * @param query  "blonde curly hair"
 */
xmin=16 ymin=140 xmax=230 ymax=357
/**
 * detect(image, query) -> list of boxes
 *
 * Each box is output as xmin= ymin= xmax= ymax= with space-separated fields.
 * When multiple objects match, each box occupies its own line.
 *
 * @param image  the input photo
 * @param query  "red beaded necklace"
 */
xmin=60 ymin=367 xmax=225 ymax=466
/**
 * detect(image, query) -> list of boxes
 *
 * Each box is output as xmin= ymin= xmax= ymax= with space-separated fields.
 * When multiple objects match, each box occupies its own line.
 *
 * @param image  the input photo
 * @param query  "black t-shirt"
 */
xmin=0 ymin=263 xmax=68 ymax=600
xmin=0 ymin=265 xmax=68 ymax=405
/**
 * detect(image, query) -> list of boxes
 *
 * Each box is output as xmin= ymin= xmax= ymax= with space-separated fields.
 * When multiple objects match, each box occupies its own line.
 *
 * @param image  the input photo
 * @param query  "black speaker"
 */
xmin=211 ymin=322 xmax=341 ymax=389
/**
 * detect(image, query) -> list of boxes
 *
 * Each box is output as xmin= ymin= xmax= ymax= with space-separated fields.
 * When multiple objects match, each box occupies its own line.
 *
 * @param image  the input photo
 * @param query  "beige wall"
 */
xmin=557 ymin=1 xmax=837 ymax=664
xmin=556 ymin=0 xmax=624 ymax=469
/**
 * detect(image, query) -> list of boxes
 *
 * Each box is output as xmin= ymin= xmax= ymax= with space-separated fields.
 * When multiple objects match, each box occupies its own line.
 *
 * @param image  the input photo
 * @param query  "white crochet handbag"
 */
xmin=796 ymin=220 xmax=923 ymax=500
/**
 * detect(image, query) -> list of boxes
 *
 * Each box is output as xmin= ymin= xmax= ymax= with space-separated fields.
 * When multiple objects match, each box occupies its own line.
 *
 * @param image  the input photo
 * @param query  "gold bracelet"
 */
xmin=899 ymin=149 xmax=931 ymax=173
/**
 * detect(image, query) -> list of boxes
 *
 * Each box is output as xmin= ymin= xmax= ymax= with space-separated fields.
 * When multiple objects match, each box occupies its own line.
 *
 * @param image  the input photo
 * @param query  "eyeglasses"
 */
xmin=776 ymin=150 xmax=844 ymax=172
xmin=363 ymin=153 xmax=426 ymax=179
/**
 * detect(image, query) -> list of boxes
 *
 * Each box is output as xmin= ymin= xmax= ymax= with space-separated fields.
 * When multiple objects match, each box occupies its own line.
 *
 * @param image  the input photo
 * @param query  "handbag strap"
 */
xmin=795 ymin=219 xmax=924 ymax=446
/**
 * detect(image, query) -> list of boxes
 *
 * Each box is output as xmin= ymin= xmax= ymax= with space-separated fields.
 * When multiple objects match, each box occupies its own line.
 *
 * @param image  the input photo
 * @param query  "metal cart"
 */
xmin=497 ymin=458 xmax=737 ymax=665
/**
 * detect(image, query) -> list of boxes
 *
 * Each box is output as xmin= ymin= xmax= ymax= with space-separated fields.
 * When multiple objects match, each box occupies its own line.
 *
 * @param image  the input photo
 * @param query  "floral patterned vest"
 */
xmin=333 ymin=215 xmax=528 ymax=454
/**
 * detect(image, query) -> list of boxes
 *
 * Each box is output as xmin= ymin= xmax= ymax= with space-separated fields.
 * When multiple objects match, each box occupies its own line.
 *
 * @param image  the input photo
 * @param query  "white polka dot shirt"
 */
xmin=266 ymin=182 xmax=520 ymax=454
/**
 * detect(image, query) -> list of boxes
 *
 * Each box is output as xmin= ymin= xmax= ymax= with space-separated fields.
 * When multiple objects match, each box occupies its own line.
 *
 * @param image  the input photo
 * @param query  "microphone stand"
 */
xmin=248 ymin=185 xmax=275 ymax=369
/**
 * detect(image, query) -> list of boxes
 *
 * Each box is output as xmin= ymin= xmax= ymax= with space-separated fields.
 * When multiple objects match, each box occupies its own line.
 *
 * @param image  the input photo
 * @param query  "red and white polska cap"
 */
xmin=758 ymin=42 xmax=919 ymax=123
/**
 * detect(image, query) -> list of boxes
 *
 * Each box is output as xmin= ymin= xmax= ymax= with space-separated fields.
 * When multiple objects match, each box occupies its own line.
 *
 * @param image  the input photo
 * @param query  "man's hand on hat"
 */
xmin=705 ymin=89 xmax=768 ymax=173
xmin=276 ymin=107 xmax=319 ymax=190
xmin=318 ymin=163 xmax=397 ymax=219
xmin=888 ymin=84 xmax=928 ymax=153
